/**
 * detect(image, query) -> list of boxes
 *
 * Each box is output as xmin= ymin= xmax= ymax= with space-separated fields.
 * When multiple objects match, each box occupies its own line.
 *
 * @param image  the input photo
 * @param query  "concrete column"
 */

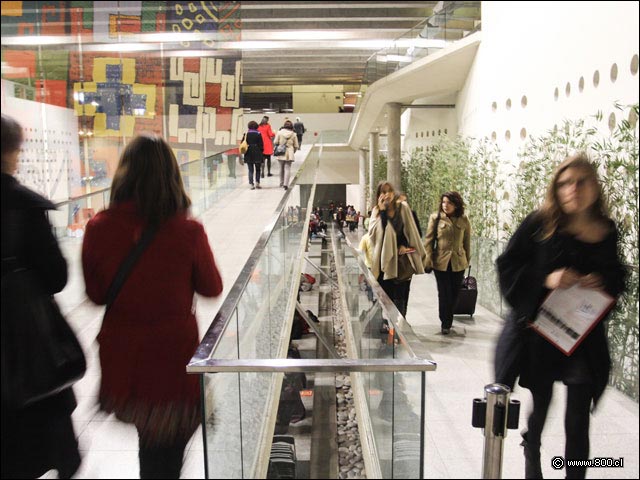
xmin=359 ymin=148 xmax=367 ymax=217
xmin=387 ymin=102 xmax=402 ymax=191
xmin=368 ymin=132 xmax=379 ymax=211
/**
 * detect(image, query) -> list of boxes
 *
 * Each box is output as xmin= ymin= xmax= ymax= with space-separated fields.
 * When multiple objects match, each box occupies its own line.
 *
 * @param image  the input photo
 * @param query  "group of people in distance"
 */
xmin=241 ymin=116 xmax=306 ymax=191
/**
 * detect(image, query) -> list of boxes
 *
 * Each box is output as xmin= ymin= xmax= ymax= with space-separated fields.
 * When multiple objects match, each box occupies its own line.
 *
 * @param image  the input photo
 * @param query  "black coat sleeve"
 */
xmin=412 ymin=210 xmax=423 ymax=238
xmin=24 ymin=208 xmax=68 ymax=294
xmin=496 ymin=212 xmax=547 ymax=319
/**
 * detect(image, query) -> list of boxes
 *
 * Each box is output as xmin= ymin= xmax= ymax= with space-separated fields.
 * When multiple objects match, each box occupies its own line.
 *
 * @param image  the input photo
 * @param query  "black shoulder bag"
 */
xmin=1 ymin=209 xmax=87 ymax=409
xmin=105 ymin=226 xmax=157 ymax=313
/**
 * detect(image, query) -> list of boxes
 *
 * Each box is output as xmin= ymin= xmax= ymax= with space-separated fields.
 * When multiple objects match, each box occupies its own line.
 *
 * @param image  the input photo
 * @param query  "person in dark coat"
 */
xmin=293 ymin=116 xmax=306 ymax=146
xmin=243 ymin=120 xmax=264 ymax=189
xmin=495 ymin=153 xmax=626 ymax=479
xmin=1 ymin=114 xmax=82 ymax=479
xmin=82 ymin=134 xmax=224 ymax=479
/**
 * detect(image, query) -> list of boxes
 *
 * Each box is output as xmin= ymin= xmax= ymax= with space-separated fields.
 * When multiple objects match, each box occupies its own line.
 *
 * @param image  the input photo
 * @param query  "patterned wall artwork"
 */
xmin=73 ymin=57 xmax=157 ymax=136
xmin=166 ymin=1 xmax=218 ymax=48
xmin=1 ymin=1 xmax=243 ymax=202
xmin=168 ymin=56 xmax=243 ymax=146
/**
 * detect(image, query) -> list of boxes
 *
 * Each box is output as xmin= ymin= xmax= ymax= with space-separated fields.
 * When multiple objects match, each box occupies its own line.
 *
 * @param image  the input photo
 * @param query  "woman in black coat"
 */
xmin=243 ymin=120 xmax=264 ymax=190
xmin=1 ymin=114 xmax=81 ymax=478
xmin=495 ymin=153 xmax=625 ymax=479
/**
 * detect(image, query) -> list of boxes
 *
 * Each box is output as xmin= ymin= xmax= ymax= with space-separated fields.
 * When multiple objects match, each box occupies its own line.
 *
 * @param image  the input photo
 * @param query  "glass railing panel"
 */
xmin=51 ymin=188 xmax=110 ymax=239
xmin=472 ymin=236 xmax=506 ymax=318
xmin=202 ymin=371 xmax=243 ymax=479
xmin=361 ymin=1 xmax=480 ymax=86
xmin=391 ymin=370 xmax=424 ymax=479
xmin=192 ymin=148 xmax=319 ymax=478
xmin=51 ymin=146 xmax=242 ymax=239
xmin=332 ymin=230 xmax=430 ymax=479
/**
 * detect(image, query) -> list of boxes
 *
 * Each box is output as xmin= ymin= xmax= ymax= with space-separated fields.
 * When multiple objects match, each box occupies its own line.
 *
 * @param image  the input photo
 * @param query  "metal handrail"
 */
xmin=54 ymin=186 xmax=111 ymax=207
xmin=187 ymin=358 xmax=436 ymax=373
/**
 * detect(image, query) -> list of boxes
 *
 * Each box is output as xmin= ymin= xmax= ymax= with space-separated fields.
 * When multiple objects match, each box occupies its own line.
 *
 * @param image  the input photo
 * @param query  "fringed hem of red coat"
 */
xmin=100 ymin=395 xmax=201 ymax=446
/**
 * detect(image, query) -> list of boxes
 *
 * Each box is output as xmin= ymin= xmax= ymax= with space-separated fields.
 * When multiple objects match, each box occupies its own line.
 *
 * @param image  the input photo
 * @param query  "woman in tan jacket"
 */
xmin=424 ymin=191 xmax=471 ymax=334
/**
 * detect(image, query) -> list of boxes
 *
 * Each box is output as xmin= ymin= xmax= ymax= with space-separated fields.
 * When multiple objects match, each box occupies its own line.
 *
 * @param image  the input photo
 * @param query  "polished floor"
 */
xmin=41 ymin=144 xmax=638 ymax=478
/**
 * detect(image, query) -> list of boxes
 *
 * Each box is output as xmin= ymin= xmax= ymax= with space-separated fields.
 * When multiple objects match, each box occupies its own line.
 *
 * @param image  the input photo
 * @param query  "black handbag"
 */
xmin=274 ymin=142 xmax=287 ymax=156
xmin=1 ymin=264 xmax=86 ymax=409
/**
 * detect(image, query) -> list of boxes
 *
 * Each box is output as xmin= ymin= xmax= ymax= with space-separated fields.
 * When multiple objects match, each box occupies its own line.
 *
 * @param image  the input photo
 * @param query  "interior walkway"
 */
xmin=42 ymin=143 xmax=638 ymax=478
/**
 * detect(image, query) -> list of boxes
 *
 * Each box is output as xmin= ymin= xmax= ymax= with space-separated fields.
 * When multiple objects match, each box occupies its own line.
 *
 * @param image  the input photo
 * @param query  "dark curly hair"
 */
xmin=440 ymin=191 xmax=465 ymax=217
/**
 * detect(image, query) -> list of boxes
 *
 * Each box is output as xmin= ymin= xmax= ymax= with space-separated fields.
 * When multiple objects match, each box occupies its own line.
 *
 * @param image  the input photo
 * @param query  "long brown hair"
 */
xmin=538 ymin=152 xmax=609 ymax=239
xmin=110 ymin=134 xmax=191 ymax=226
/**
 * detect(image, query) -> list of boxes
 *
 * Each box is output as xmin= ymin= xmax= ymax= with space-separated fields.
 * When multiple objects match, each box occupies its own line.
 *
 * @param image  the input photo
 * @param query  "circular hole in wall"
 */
xmin=631 ymin=54 xmax=639 ymax=75
xmin=554 ymin=87 xmax=559 ymax=101
xmin=492 ymin=101 xmax=497 ymax=112
xmin=491 ymin=131 xmax=497 ymax=141
xmin=505 ymin=130 xmax=511 ymax=141
xmin=506 ymin=98 xmax=512 ymax=110
xmin=415 ymin=132 xmax=419 ymax=138
xmin=521 ymin=95 xmax=527 ymax=108
xmin=565 ymin=82 xmax=571 ymax=97
xmin=426 ymin=131 xmax=429 ymax=137
xmin=610 ymin=63 xmax=618 ymax=82
xmin=608 ymin=112 xmax=616 ymax=132
xmin=438 ymin=129 xmax=441 ymax=135
xmin=578 ymin=76 xmax=585 ymax=92
xmin=593 ymin=70 xmax=600 ymax=87
xmin=629 ymin=109 xmax=638 ymax=129
xmin=432 ymin=130 xmax=435 ymax=136
xmin=520 ymin=128 xmax=527 ymax=140
xmin=444 ymin=128 xmax=448 ymax=135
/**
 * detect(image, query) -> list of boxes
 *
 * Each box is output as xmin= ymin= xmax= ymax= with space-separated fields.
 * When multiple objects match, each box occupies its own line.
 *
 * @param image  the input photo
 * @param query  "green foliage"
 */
xmin=508 ymin=118 xmax=596 ymax=236
xmin=401 ymin=136 xmax=502 ymax=241
xmin=374 ymin=153 xmax=388 ymax=190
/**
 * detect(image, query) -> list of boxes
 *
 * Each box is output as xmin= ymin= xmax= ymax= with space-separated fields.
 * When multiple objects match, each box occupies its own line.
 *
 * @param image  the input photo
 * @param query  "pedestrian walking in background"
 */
xmin=423 ymin=191 xmax=471 ymax=335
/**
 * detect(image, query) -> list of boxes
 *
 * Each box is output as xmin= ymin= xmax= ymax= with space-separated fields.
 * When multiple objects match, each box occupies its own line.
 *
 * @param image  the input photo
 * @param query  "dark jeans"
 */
xmin=138 ymin=429 xmax=189 ymax=479
xmin=433 ymin=263 xmax=464 ymax=329
xmin=247 ymin=161 xmax=262 ymax=185
xmin=378 ymin=274 xmax=411 ymax=318
xmin=296 ymin=133 xmax=303 ymax=146
xmin=263 ymin=154 xmax=271 ymax=175
xmin=526 ymin=382 xmax=591 ymax=479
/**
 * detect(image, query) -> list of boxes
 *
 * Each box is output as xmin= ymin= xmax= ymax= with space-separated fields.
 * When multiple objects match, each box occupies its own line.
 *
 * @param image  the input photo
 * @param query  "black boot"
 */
xmin=521 ymin=432 xmax=543 ymax=479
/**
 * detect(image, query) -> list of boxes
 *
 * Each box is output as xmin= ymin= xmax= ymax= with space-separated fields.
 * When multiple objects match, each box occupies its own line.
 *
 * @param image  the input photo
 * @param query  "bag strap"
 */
xmin=431 ymin=213 xmax=441 ymax=263
xmin=105 ymin=226 xmax=157 ymax=313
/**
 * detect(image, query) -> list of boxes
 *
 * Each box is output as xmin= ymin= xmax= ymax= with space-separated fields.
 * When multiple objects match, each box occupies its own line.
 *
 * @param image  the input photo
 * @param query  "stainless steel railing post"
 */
xmin=471 ymin=383 xmax=520 ymax=479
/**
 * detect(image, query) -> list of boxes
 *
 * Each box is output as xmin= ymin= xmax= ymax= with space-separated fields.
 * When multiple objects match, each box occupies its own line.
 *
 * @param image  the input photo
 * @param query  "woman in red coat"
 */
xmin=257 ymin=115 xmax=275 ymax=177
xmin=82 ymin=134 xmax=223 ymax=479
